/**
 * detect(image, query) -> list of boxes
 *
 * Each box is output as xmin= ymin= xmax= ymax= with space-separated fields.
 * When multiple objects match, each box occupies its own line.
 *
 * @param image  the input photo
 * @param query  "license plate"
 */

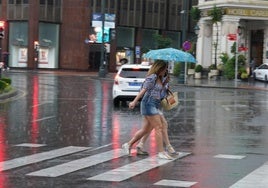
xmin=129 ymin=82 xmax=142 ymax=86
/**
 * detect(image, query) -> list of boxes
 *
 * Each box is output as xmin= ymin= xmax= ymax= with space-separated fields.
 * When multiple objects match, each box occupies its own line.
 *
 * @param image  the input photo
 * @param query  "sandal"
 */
xmin=166 ymin=145 xmax=179 ymax=155
xmin=136 ymin=147 xmax=149 ymax=155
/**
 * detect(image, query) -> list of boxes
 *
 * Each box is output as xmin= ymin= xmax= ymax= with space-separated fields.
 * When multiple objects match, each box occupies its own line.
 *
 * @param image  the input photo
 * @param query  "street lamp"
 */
xmin=194 ymin=25 xmax=200 ymax=35
xmin=235 ymin=26 xmax=242 ymax=86
xmin=98 ymin=0 xmax=106 ymax=77
xmin=178 ymin=0 xmax=189 ymax=84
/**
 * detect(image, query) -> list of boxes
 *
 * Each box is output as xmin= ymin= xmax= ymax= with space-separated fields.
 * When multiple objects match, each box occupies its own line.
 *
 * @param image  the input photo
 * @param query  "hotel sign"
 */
xmin=226 ymin=8 xmax=268 ymax=17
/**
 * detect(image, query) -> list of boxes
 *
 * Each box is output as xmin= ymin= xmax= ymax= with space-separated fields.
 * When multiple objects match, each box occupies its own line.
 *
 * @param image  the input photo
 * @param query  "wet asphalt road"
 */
xmin=1 ymin=70 xmax=268 ymax=188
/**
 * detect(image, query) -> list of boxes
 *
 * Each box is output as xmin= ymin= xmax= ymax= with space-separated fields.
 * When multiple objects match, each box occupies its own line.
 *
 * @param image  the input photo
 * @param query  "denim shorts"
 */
xmin=140 ymin=95 xmax=161 ymax=116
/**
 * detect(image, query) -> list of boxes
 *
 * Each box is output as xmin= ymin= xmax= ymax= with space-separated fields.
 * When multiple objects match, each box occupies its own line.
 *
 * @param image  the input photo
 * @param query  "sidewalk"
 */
xmin=171 ymin=76 xmax=268 ymax=91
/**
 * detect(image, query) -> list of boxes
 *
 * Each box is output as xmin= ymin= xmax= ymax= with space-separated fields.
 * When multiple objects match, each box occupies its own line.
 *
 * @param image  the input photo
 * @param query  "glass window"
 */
xmin=47 ymin=0 xmax=53 ymax=5
xmin=9 ymin=22 xmax=28 ymax=67
xmin=166 ymin=31 xmax=180 ymax=49
xmin=142 ymin=29 xmax=158 ymax=50
xmin=110 ymin=0 xmax=115 ymax=9
xmin=119 ymin=68 xmax=149 ymax=78
xmin=40 ymin=0 xmax=45 ymax=5
xmin=55 ymin=0 xmax=61 ymax=6
xmin=38 ymin=22 xmax=60 ymax=68
xmin=148 ymin=2 xmax=153 ymax=13
xmin=117 ymin=27 xmax=134 ymax=48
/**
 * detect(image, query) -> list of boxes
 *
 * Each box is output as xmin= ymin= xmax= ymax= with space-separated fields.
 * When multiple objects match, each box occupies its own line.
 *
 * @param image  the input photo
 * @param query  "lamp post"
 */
xmin=178 ymin=0 xmax=188 ymax=84
xmin=98 ymin=0 xmax=106 ymax=77
xmin=193 ymin=24 xmax=200 ymax=57
xmin=194 ymin=25 xmax=200 ymax=36
xmin=235 ymin=26 xmax=242 ymax=87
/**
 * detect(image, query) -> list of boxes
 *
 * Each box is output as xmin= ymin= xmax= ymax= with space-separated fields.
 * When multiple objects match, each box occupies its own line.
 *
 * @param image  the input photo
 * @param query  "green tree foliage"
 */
xmin=221 ymin=43 xmax=247 ymax=79
xmin=173 ymin=63 xmax=181 ymax=76
xmin=190 ymin=7 xmax=201 ymax=22
xmin=195 ymin=64 xmax=203 ymax=73
xmin=208 ymin=5 xmax=223 ymax=23
xmin=208 ymin=5 xmax=223 ymax=67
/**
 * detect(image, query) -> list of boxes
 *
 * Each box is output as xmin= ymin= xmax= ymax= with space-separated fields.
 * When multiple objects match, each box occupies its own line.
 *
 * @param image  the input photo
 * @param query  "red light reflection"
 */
xmin=31 ymin=76 xmax=39 ymax=152
xmin=112 ymin=114 xmax=120 ymax=150
xmin=0 ymin=116 xmax=8 ymax=187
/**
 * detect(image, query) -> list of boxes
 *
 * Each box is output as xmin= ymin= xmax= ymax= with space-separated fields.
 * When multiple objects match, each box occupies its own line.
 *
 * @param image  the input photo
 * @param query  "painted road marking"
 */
xmin=214 ymin=154 xmax=245 ymax=160
xmin=87 ymin=152 xmax=191 ymax=182
xmin=154 ymin=179 xmax=197 ymax=187
xmin=0 ymin=146 xmax=90 ymax=172
xmin=27 ymin=149 xmax=127 ymax=177
xmin=229 ymin=161 xmax=268 ymax=188
xmin=14 ymin=143 xmax=46 ymax=147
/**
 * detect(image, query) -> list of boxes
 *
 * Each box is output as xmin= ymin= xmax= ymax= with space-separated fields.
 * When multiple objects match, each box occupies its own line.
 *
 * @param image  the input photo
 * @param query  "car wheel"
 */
xmin=113 ymin=99 xmax=120 ymax=107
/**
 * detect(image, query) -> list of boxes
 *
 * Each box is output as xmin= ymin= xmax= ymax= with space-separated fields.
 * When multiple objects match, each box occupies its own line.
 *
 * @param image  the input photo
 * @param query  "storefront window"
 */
xmin=165 ymin=31 xmax=180 ymax=49
xmin=116 ymin=27 xmax=134 ymax=66
xmin=141 ymin=29 xmax=158 ymax=50
xmin=9 ymin=21 xmax=28 ymax=67
xmin=8 ymin=22 xmax=59 ymax=68
xmin=38 ymin=22 xmax=59 ymax=68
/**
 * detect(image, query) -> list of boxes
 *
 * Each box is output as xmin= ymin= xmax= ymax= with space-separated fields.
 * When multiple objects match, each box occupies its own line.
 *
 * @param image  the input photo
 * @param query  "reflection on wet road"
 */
xmin=0 ymin=71 xmax=268 ymax=187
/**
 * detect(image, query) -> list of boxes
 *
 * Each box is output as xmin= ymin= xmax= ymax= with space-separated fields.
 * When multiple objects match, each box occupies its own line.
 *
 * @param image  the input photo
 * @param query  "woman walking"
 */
xmin=136 ymin=71 xmax=178 ymax=156
xmin=122 ymin=60 xmax=174 ymax=160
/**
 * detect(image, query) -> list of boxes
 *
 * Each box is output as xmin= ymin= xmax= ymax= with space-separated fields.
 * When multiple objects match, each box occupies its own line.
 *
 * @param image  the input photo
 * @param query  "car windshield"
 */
xmin=119 ymin=68 xmax=148 ymax=78
xmin=259 ymin=64 xmax=268 ymax=69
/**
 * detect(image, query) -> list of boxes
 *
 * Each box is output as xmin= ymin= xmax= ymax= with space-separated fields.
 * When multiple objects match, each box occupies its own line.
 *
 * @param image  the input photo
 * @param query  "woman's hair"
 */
xmin=147 ymin=60 xmax=167 ymax=76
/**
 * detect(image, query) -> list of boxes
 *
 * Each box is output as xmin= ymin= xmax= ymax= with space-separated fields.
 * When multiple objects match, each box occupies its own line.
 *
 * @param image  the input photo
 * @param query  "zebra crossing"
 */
xmin=2 ymin=143 xmax=268 ymax=187
xmin=0 ymin=146 xmax=89 ymax=172
xmin=87 ymin=152 xmax=190 ymax=182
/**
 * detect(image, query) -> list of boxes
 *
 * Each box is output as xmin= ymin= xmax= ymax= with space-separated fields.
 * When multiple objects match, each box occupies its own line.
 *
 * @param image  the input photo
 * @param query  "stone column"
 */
xmin=196 ymin=18 xmax=212 ymax=68
xmin=264 ymin=28 xmax=268 ymax=64
xmin=221 ymin=16 xmax=240 ymax=57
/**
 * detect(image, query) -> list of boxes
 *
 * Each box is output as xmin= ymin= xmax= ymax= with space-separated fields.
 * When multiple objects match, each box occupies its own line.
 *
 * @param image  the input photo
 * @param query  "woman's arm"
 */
xmin=129 ymin=88 xmax=146 ymax=109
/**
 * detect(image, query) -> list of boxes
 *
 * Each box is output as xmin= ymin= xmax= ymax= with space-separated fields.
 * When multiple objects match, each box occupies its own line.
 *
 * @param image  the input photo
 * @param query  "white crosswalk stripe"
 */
xmin=27 ymin=149 xmax=126 ymax=177
xmin=87 ymin=152 xmax=190 ymax=182
xmin=4 ymin=145 xmax=268 ymax=187
xmin=0 ymin=146 xmax=90 ymax=172
xmin=229 ymin=161 xmax=268 ymax=188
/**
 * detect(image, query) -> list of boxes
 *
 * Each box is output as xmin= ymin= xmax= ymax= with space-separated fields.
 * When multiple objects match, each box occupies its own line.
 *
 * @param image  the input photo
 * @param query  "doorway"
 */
xmin=250 ymin=30 xmax=264 ymax=67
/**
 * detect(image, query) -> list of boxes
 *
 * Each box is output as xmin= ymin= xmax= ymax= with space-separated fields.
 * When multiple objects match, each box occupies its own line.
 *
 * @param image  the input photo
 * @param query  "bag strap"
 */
xmin=166 ymin=89 xmax=173 ymax=96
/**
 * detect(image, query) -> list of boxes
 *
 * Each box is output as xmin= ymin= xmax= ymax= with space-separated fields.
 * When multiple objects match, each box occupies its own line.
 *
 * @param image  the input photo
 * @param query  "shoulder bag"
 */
xmin=161 ymin=90 xmax=179 ymax=111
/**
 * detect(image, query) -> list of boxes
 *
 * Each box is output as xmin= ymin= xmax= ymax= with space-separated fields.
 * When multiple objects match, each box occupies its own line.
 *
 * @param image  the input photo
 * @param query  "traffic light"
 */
xmin=0 ymin=21 xmax=5 ymax=39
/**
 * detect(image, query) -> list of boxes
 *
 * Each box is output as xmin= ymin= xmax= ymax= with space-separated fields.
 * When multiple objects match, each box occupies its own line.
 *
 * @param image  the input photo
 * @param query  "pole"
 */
xmin=0 ymin=38 xmax=2 ymax=78
xmin=178 ymin=0 xmax=188 ymax=84
xmin=0 ymin=38 xmax=2 ymax=62
xmin=98 ymin=0 xmax=106 ymax=77
xmin=234 ymin=31 xmax=239 ymax=87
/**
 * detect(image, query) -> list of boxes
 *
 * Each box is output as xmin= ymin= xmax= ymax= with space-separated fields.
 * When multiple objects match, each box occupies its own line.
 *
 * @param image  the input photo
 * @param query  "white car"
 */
xmin=112 ymin=64 xmax=151 ymax=106
xmin=253 ymin=63 xmax=268 ymax=82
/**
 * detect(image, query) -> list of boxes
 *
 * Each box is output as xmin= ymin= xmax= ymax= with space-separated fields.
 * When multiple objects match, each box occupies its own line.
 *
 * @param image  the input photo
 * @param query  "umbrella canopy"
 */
xmin=143 ymin=48 xmax=196 ymax=63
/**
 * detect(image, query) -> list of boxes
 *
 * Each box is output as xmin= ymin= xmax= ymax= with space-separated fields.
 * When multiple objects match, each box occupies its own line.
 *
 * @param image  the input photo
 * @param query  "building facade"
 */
xmin=196 ymin=0 xmax=268 ymax=69
xmin=0 ymin=0 xmax=197 ymax=72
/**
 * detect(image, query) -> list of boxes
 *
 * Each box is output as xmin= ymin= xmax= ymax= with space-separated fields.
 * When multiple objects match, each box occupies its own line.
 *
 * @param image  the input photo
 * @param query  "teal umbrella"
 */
xmin=143 ymin=48 xmax=196 ymax=63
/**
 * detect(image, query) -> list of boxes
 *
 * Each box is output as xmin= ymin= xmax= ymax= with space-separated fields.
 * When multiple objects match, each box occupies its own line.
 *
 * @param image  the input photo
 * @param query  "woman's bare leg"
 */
xmin=127 ymin=117 xmax=152 ymax=147
xmin=160 ymin=115 xmax=178 ymax=155
xmin=137 ymin=115 xmax=171 ymax=152
xmin=145 ymin=115 xmax=165 ymax=152
xmin=160 ymin=115 xmax=170 ymax=146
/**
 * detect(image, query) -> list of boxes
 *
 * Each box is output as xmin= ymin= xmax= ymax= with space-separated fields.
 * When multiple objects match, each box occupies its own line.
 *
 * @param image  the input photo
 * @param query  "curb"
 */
xmin=0 ymin=88 xmax=18 ymax=101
